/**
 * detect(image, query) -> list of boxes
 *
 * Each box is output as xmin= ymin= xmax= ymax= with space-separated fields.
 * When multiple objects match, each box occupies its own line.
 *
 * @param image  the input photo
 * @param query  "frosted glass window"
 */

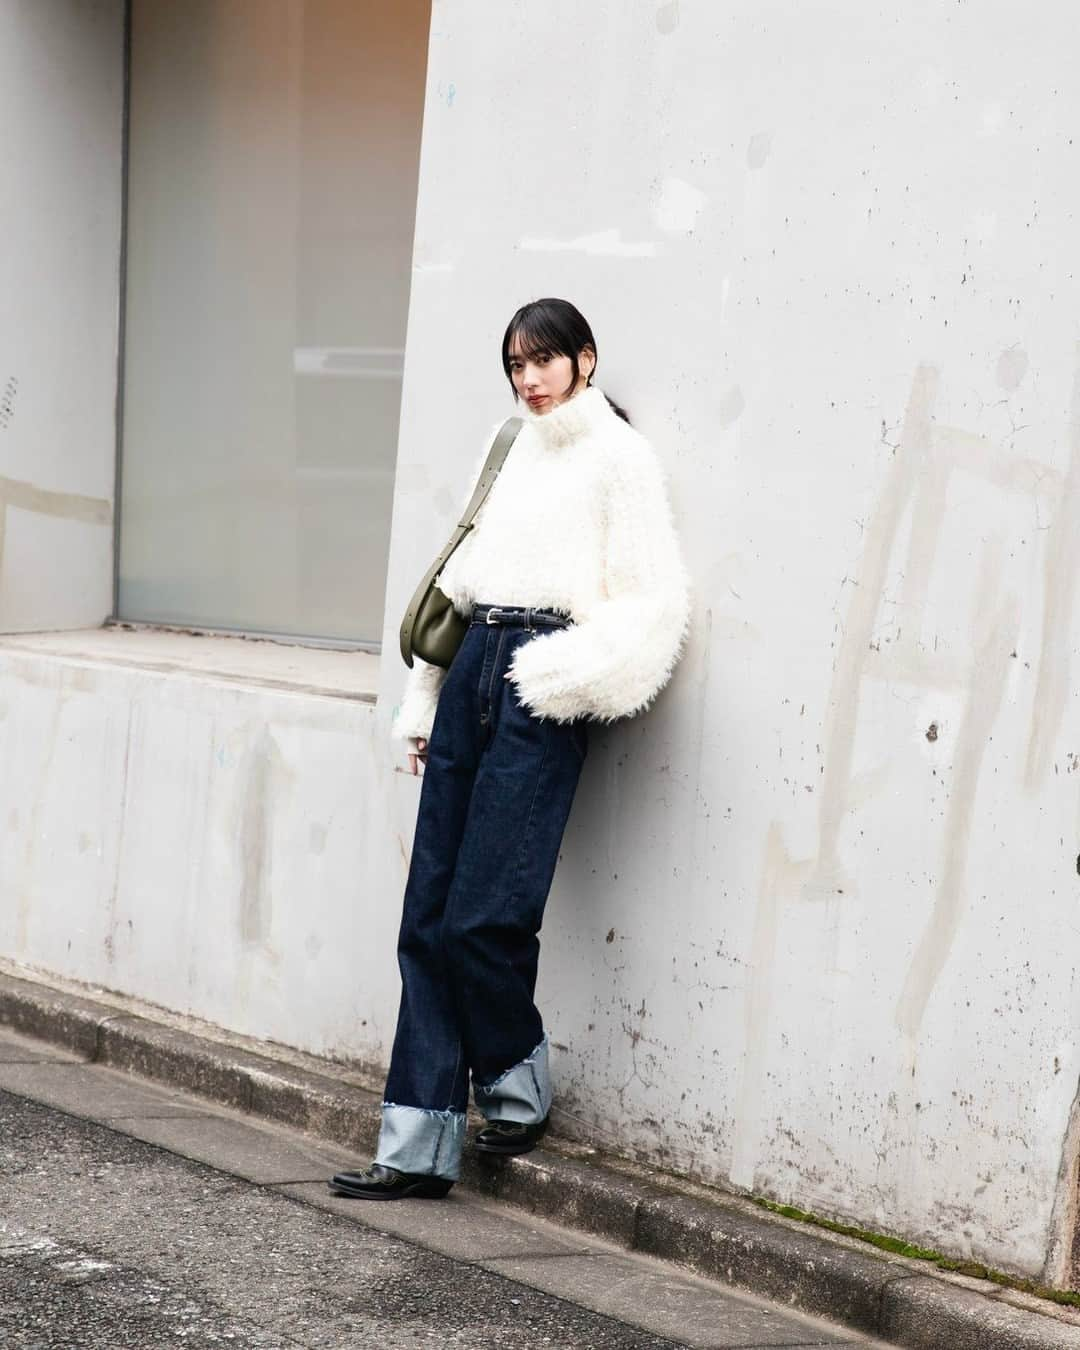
xmin=118 ymin=0 xmax=430 ymax=645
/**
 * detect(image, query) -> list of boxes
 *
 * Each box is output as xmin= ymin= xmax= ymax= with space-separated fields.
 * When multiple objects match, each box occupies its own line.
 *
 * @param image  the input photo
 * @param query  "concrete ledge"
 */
xmin=879 ymin=1276 xmax=1080 ymax=1350
xmin=98 ymin=1016 xmax=257 ymax=1112
xmin=465 ymin=1146 xmax=671 ymax=1250
xmin=0 ymin=625 xmax=380 ymax=702
xmin=2 ymin=968 xmax=1079 ymax=1350
xmin=633 ymin=1191 xmax=901 ymax=1335
xmin=0 ymin=974 xmax=105 ymax=1059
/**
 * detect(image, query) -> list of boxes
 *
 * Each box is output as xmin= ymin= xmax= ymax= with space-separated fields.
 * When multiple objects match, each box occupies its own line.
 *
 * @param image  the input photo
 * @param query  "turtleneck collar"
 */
xmin=518 ymin=384 xmax=617 ymax=450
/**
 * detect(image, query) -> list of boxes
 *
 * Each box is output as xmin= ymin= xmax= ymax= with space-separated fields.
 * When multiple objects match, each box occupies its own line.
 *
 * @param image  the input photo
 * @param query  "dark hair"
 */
xmin=501 ymin=298 xmax=630 ymax=423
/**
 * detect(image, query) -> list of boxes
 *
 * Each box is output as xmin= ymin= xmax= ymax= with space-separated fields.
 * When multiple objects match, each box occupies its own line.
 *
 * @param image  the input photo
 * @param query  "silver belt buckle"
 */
xmin=485 ymin=607 xmax=502 ymax=625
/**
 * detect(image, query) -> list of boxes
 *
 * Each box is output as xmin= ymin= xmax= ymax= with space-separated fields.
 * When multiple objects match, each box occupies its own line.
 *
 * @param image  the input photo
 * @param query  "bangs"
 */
xmin=505 ymin=311 xmax=573 ymax=362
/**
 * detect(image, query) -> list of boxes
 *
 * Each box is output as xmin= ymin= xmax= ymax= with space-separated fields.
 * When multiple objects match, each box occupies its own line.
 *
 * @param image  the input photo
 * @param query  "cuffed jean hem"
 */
xmin=473 ymin=1033 xmax=552 ymax=1124
xmin=374 ymin=1103 xmax=466 ymax=1182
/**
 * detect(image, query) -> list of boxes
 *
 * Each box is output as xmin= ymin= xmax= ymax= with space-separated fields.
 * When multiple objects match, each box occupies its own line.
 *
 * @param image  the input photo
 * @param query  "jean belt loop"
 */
xmin=524 ymin=606 xmax=533 ymax=631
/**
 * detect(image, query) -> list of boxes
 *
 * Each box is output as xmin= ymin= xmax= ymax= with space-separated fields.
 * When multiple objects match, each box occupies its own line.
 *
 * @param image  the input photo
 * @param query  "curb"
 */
xmin=1 ymin=969 xmax=1078 ymax=1350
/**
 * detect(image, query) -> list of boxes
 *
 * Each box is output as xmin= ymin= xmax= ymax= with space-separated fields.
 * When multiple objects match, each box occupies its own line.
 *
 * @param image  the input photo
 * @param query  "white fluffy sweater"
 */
xmin=391 ymin=385 xmax=692 ymax=742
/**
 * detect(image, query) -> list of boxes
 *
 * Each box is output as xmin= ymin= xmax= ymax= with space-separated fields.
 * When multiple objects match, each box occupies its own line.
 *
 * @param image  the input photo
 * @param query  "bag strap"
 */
xmin=399 ymin=416 xmax=524 ymax=666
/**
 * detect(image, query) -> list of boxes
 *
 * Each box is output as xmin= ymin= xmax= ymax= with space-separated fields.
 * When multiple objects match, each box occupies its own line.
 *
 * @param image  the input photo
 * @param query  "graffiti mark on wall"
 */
xmin=1026 ymin=357 xmax=1080 ymax=788
xmin=804 ymin=355 xmax=1075 ymax=1015
xmin=0 ymin=377 xmax=17 ymax=430
xmin=730 ymin=351 xmax=1080 ymax=1189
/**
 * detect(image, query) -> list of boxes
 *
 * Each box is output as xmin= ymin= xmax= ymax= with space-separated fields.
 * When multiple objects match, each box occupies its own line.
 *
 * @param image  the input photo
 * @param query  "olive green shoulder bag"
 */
xmin=399 ymin=416 xmax=523 ymax=669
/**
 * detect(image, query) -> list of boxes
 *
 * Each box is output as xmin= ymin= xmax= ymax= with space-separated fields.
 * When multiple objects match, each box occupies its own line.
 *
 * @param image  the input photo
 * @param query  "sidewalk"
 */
xmin=0 ymin=1024 xmax=881 ymax=1347
xmin=0 ymin=969 xmax=1076 ymax=1350
xmin=2 ymin=1046 xmax=834 ymax=1348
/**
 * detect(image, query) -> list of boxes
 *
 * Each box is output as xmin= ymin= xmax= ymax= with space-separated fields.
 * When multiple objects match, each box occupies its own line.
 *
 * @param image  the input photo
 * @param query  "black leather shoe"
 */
xmin=473 ymin=1116 xmax=549 ymax=1156
xmin=327 ymin=1162 xmax=453 ymax=1200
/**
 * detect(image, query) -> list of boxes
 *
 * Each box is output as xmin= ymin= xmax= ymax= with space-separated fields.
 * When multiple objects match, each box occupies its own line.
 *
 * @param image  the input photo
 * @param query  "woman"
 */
xmin=329 ymin=298 xmax=692 ymax=1200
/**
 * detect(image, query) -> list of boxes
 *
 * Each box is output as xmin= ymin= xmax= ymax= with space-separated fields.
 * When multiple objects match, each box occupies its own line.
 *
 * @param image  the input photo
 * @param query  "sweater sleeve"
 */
xmin=391 ymin=655 xmax=447 ymax=742
xmin=390 ymin=424 xmax=505 ymax=743
xmin=505 ymin=435 xmax=692 ymax=726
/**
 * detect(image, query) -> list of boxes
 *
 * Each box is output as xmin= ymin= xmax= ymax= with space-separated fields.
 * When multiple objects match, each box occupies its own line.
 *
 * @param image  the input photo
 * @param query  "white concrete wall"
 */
xmin=382 ymin=1 xmax=1080 ymax=1282
xmin=3 ymin=0 xmax=1080 ymax=1289
xmin=0 ymin=631 xmax=401 ymax=1072
xmin=0 ymin=0 xmax=123 ymax=631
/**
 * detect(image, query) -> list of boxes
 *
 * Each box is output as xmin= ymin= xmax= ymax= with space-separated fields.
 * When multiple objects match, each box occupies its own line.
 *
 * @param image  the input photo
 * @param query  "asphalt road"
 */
xmin=0 ymin=1029 xmax=884 ymax=1349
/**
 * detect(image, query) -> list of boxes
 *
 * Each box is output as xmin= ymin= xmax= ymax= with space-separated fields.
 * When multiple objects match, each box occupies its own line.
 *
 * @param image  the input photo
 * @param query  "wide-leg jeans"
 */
xmin=376 ymin=603 xmax=589 ymax=1181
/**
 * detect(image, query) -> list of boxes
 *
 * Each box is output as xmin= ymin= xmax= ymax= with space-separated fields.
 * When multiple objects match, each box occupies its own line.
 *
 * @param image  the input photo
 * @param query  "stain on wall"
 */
xmin=0 ymin=473 xmax=112 ymax=593
xmin=655 ymin=1 xmax=680 ymax=36
xmin=237 ymin=725 xmax=289 ymax=953
xmin=1026 ymin=348 xmax=1080 ymax=789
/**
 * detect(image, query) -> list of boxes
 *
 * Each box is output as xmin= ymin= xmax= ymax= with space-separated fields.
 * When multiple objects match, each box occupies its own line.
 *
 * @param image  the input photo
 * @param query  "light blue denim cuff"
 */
xmin=374 ymin=1103 xmax=466 ymax=1181
xmin=473 ymin=1033 xmax=552 ymax=1124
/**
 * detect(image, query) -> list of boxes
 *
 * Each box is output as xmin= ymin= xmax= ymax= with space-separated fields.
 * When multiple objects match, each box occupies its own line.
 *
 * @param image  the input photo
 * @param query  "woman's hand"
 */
xmin=407 ymin=736 xmax=429 ymax=775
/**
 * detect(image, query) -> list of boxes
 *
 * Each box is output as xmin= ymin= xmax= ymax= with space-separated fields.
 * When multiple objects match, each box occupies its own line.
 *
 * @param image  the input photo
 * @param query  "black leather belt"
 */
xmin=471 ymin=603 xmax=573 ymax=630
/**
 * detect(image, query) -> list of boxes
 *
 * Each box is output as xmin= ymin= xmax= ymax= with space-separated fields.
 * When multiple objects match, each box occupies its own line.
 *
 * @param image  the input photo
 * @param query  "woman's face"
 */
xmin=507 ymin=335 xmax=595 ymax=415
